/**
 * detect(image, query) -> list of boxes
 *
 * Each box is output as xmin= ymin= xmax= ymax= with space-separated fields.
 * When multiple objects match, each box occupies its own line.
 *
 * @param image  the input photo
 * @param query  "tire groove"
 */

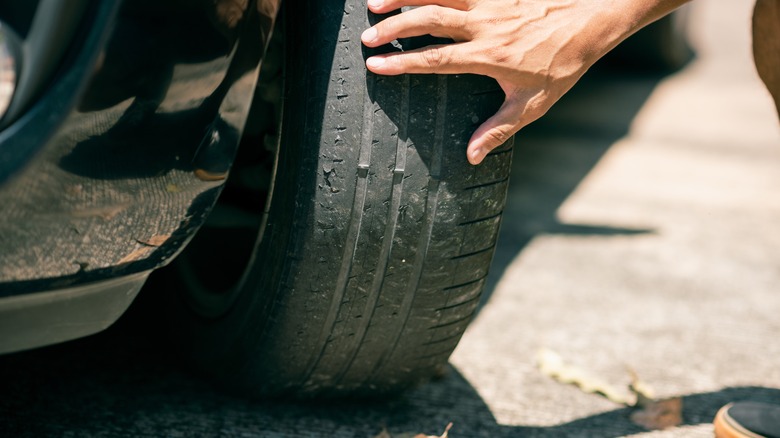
xmin=411 ymin=348 xmax=461 ymax=361
xmin=458 ymin=211 xmax=503 ymax=226
xmin=334 ymin=75 xmax=410 ymax=385
xmin=450 ymin=243 xmax=497 ymax=260
xmin=428 ymin=311 xmax=475 ymax=330
xmin=300 ymin=72 xmax=376 ymax=389
xmin=422 ymin=331 xmax=465 ymax=346
xmin=462 ymin=176 xmax=509 ymax=191
xmin=442 ymin=272 xmax=489 ymax=291
xmin=364 ymin=75 xmax=447 ymax=381
xmin=435 ymin=293 xmax=481 ymax=312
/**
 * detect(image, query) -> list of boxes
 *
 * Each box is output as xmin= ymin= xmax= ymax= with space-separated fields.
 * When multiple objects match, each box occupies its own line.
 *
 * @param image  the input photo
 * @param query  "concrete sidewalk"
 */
xmin=449 ymin=0 xmax=780 ymax=435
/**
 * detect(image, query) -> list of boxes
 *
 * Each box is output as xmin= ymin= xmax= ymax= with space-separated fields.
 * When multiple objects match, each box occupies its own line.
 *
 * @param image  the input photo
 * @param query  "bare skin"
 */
xmin=361 ymin=0 xmax=690 ymax=164
xmin=753 ymin=0 xmax=780 ymax=117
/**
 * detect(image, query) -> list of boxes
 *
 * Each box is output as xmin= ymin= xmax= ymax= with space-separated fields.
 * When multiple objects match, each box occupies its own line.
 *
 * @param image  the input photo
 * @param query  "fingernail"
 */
xmin=361 ymin=27 xmax=378 ymax=43
xmin=469 ymin=147 xmax=484 ymax=164
xmin=368 ymin=0 xmax=383 ymax=7
xmin=366 ymin=57 xmax=385 ymax=68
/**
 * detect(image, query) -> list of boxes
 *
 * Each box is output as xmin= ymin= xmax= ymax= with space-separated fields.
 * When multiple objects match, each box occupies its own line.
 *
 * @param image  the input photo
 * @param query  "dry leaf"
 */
xmin=417 ymin=422 xmax=452 ymax=438
xmin=628 ymin=368 xmax=656 ymax=407
xmin=627 ymin=369 xmax=682 ymax=430
xmin=537 ymin=349 xmax=683 ymax=431
xmin=630 ymin=397 xmax=683 ymax=430
xmin=536 ymin=349 xmax=631 ymax=405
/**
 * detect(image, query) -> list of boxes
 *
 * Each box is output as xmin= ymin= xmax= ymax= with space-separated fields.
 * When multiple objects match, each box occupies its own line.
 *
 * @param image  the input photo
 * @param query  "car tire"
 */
xmin=606 ymin=7 xmax=694 ymax=72
xmin=169 ymin=0 xmax=512 ymax=398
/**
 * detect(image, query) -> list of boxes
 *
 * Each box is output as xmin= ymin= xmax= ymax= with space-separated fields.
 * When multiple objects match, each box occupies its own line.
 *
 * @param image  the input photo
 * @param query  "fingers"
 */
xmin=467 ymin=99 xmax=528 ymax=165
xmin=365 ymin=43 xmax=474 ymax=75
xmin=362 ymin=5 xmax=470 ymax=47
xmin=360 ymin=0 xmax=528 ymax=166
xmin=367 ymin=0 xmax=474 ymax=14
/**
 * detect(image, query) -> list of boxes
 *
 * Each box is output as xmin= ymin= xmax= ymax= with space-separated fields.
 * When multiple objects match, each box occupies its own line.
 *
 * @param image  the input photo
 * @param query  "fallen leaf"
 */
xmin=630 ymin=397 xmax=683 ymax=430
xmin=416 ymin=422 xmax=452 ymax=438
xmin=628 ymin=368 xmax=656 ymax=407
xmin=536 ymin=349 xmax=631 ymax=405
xmin=627 ymin=368 xmax=683 ymax=430
xmin=537 ymin=349 xmax=683 ymax=431
xmin=166 ymin=184 xmax=182 ymax=193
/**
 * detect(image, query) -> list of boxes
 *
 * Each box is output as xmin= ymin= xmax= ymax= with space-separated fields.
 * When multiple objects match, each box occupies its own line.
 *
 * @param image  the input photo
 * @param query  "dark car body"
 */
xmin=0 ymin=0 xmax=280 ymax=353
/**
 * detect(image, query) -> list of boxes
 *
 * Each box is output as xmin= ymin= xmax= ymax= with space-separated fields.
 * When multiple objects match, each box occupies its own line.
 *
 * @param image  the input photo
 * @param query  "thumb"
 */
xmin=467 ymin=98 xmax=526 ymax=165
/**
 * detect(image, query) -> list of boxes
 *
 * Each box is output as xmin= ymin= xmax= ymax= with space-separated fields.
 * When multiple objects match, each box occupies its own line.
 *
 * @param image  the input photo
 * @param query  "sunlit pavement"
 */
xmin=451 ymin=0 xmax=780 ymax=435
xmin=1 ymin=1 xmax=778 ymax=437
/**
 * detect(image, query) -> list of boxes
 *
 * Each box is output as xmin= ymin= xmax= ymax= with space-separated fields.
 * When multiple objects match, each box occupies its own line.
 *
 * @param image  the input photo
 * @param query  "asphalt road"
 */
xmin=2 ymin=1 xmax=779 ymax=437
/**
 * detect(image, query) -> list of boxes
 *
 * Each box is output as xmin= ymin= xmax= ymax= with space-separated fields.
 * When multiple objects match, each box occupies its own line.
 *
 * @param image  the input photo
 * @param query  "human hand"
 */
xmin=361 ymin=0 xmax=686 ymax=164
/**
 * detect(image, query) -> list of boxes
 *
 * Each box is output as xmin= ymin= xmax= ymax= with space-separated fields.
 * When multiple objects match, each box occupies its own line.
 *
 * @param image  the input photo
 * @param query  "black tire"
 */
xmin=171 ymin=0 xmax=512 ymax=397
xmin=604 ymin=7 xmax=694 ymax=72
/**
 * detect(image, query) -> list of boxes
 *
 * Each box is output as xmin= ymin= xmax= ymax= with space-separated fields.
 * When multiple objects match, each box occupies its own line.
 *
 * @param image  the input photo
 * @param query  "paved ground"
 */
xmin=2 ymin=1 xmax=779 ymax=437
xmin=452 ymin=1 xmax=780 ymax=435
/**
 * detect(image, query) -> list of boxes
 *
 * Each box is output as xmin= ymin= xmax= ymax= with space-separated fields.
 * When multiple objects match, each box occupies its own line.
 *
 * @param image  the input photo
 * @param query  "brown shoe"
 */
xmin=714 ymin=402 xmax=780 ymax=438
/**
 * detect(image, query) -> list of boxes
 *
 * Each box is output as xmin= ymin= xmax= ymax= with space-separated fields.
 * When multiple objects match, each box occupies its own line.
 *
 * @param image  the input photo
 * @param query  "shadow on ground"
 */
xmin=1 ymin=63 xmax=740 ymax=436
xmin=1 ymin=315 xmax=778 ymax=437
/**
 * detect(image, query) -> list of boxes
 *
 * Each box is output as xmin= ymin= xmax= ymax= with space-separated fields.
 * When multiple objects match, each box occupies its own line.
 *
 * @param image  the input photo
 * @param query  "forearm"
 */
xmin=564 ymin=0 xmax=692 ymax=74
xmin=597 ymin=0 xmax=692 ymax=58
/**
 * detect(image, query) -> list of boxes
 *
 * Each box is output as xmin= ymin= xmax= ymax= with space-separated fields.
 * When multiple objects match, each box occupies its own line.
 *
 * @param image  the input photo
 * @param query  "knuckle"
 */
xmin=485 ymin=127 xmax=510 ymax=145
xmin=375 ymin=20 xmax=392 ymax=38
xmin=425 ymin=6 xmax=446 ymax=27
xmin=421 ymin=47 xmax=445 ymax=71
xmin=483 ymin=46 xmax=509 ymax=65
xmin=457 ymin=10 xmax=472 ymax=32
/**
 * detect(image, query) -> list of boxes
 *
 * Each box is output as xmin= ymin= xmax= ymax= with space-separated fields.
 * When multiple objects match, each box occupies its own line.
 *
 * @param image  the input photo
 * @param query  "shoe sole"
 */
xmin=714 ymin=403 xmax=767 ymax=438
